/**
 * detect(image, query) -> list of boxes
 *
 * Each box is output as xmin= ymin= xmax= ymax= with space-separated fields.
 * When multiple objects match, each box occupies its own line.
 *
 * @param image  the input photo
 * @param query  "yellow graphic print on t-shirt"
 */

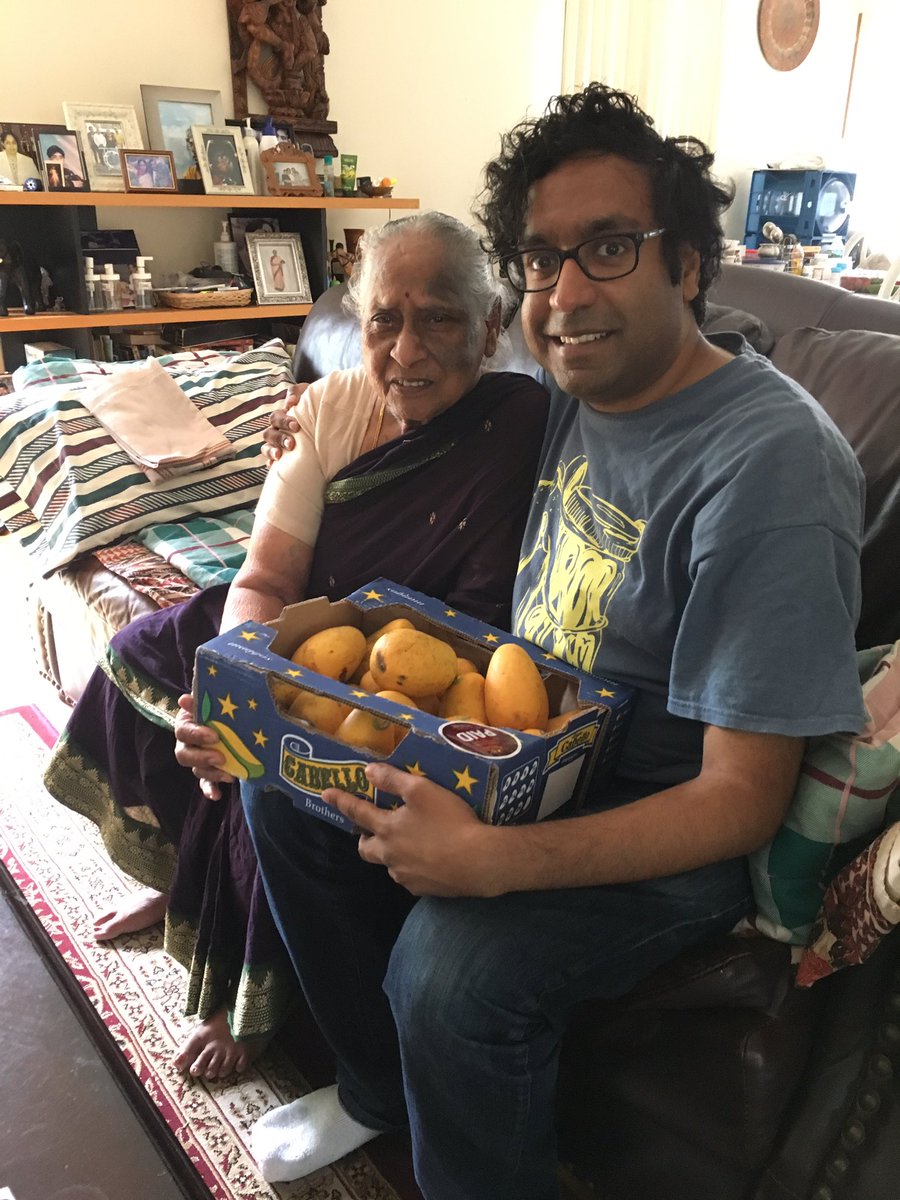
xmin=515 ymin=457 xmax=646 ymax=674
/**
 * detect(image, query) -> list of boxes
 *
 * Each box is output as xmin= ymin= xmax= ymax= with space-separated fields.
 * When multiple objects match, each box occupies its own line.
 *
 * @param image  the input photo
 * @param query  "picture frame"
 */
xmin=0 ymin=123 xmax=41 ymax=186
xmin=261 ymin=142 xmax=322 ymax=198
xmin=62 ymin=102 xmax=143 ymax=192
xmin=229 ymin=215 xmax=281 ymax=275
xmin=120 ymin=149 xmax=177 ymax=193
xmin=31 ymin=126 xmax=88 ymax=191
xmin=245 ymin=231 xmax=312 ymax=304
xmin=192 ymin=125 xmax=255 ymax=196
xmin=141 ymin=85 xmax=224 ymax=184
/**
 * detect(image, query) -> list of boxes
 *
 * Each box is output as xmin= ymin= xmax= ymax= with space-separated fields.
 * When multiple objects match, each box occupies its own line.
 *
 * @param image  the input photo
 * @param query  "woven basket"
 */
xmin=155 ymin=288 xmax=253 ymax=310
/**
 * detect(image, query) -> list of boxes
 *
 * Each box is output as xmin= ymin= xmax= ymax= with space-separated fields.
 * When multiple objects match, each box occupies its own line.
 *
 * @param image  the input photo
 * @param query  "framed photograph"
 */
xmin=121 ymin=149 xmax=177 ymax=193
xmin=261 ymin=142 xmax=322 ymax=198
xmin=229 ymin=215 xmax=281 ymax=275
xmin=32 ymin=126 xmax=87 ymax=191
xmin=245 ymin=232 xmax=312 ymax=304
xmin=141 ymin=85 xmax=224 ymax=183
xmin=192 ymin=125 xmax=255 ymax=196
xmin=62 ymin=102 xmax=143 ymax=192
xmin=0 ymin=123 xmax=41 ymax=186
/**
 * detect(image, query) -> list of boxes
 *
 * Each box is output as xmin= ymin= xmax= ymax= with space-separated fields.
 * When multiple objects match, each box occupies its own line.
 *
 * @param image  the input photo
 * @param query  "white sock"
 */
xmin=251 ymin=1084 xmax=380 ymax=1182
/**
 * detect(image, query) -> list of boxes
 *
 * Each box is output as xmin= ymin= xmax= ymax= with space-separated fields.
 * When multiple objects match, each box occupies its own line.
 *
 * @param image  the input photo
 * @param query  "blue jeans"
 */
xmin=243 ymin=783 xmax=751 ymax=1200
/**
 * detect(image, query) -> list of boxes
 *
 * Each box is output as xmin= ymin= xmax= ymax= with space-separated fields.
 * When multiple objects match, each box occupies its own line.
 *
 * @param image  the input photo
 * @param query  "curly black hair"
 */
xmin=475 ymin=84 xmax=734 ymax=325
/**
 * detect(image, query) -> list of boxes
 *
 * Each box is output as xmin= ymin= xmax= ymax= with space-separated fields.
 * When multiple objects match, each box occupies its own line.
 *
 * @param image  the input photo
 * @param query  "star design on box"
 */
xmin=351 ymin=690 xmax=369 ymax=699
xmin=207 ymin=664 xmax=218 ymax=677
xmin=596 ymin=688 xmax=616 ymax=699
xmin=240 ymin=630 xmax=260 ymax=642
xmin=218 ymin=694 xmax=238 ymax=719
xmin=362 ymin=589 xmax=384 ymax=601
xmin=285 ymin=668 xmax=303 ymax=678
xmin=405 ymin=761 xmax=427 ymax=776
xmin=252 ymin=730 xmax=269 ymax=747
xmin=248 ymin=698 xmax=258 ymax=710
xmin=444 ymin=609 xmax=457 ymax=618
xmin=484 ymin=633 xmax=499 ymax=644
xmin=452 ymin=766 xmax=478 ymax=795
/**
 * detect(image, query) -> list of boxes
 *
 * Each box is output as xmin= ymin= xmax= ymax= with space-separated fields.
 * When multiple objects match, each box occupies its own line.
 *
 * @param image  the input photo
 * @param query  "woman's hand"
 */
xmin=264 ymin=382 xmax=307 ymax=464
xmin=323 ymin=763 xmax=499 ymax=897
xmin=173 ymin=693 xmax=235 ymax=801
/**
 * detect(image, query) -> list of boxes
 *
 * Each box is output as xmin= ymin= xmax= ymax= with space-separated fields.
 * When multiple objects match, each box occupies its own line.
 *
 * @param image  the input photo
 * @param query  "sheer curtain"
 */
xmin=562 ymin=0 xmax=726 ymax=148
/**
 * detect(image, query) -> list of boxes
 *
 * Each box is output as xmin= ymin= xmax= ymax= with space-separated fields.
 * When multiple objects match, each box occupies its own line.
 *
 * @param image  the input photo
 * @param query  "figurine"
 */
xmin=0 ymin=237 xmax=41 ymax=316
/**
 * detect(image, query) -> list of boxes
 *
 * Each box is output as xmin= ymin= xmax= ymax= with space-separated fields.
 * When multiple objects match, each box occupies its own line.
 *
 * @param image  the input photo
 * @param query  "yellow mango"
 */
xmin=484 ymin=643 xmax=550 ymax=731
xmin=439 ymin=673 xmax=487 ymax=723
xmin=334 ymin=707 xmax=396 ymax=754
xmin=546 ymin=708 xmax=583 ymax=734
xmin=375 ymin=690 xmax=420 ymax=709
xmin=456 ymin=657 xmax=479 ymax=676
xmin=522 ymin=728 xmax=545 ymax=736
xmin=370 ymin=628 xmax=458 ymax=698
xmin=415 ymin=693 xmax=441 ymax=715
xmin=358 ymin=670 xmax=380 ymax=694
xmin=271 ymin=679 xmax=302 ymax=710
xmin=365 ymin=617 xmax=415 ymax=658
xmin=291 ymin=625 xmax=366 ymax=681
xmin=288 ymin=690 xmax=351 ymax=734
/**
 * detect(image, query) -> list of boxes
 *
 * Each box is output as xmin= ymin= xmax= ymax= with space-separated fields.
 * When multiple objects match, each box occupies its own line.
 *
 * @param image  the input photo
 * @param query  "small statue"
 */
xmin=228 ymin=0 xmax=331 ymax=124
xmin=0 ymin=237 xmax=41 ymax=316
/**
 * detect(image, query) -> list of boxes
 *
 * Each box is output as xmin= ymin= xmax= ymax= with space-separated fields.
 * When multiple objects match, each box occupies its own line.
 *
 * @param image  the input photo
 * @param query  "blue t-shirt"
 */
xmin=513 ymin=336 xmax=867 ymax=802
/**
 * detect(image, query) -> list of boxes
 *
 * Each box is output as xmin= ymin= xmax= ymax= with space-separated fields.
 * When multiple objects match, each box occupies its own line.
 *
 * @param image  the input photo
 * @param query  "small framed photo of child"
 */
xmin=120 ymin=149 xmax=178 ymax=193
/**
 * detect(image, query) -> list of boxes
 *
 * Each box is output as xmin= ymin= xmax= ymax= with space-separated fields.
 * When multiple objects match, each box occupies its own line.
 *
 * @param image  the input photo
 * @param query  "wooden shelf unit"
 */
xmin=0 ymin=190 xmax=418 ymax=367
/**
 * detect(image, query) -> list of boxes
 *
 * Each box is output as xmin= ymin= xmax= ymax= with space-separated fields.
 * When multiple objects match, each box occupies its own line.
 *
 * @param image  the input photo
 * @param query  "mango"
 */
xmin=364 ymin=617 xmax=415 ymax=658
xmin=414 ymin=693 xmax=441 ymax=716
xmin=370 ymin=628 xmax=458 ymax=698
xmin=456 ymin=657 xmax=479 ymax=676
xmin=439 ymin=673 xmax=488 ymax=723
xmin=375 ymin=691 xmax=419 ymax=748
xmin=358 ymin=670 xmax=380 ymax=694
xmin=546 ymin=708 xmax=583 ymax=734
xmin=271 ymin=679 xmax=302 ymax=710
xmin=484 ymin=643 xmax=550 ymax=731
xmin=288 ymin=689 xmax=351 ymax=734
xmin=292 ymin=625 xmax=367 ymax=681
xmin=334 ymin=707 xmax=396 ymax=754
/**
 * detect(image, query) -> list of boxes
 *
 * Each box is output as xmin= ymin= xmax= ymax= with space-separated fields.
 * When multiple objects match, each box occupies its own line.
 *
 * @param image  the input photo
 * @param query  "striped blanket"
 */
xmin=136 ymin=510 xmax=254 ymax=589
xmin=0 ymin=341 xmax=291 ymax=576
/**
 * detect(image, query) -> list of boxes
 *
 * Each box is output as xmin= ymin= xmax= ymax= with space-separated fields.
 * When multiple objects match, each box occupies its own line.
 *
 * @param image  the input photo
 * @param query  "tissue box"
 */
xmin=194 ymin=579 xmax=634 ymax=832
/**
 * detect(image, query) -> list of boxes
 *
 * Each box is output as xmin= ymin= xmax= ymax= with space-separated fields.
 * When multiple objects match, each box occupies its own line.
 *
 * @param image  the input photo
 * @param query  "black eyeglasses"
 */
xmin=500 ymin=229 xmax=666 ymax=293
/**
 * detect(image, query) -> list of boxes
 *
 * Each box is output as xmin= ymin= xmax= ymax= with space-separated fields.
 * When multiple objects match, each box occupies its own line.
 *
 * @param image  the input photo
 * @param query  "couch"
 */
xmin=22 ymin=266 xmax=900 ymax=1199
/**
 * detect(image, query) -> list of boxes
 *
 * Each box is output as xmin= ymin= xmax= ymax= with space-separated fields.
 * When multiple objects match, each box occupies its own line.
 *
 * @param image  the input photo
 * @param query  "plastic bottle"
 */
xmin=243 ymin=118 xmax=263 ymax=194
xmin=214 ymin=219 xmax=239 ymax=274
xmin=321 ymin=153 xmax=335 ymax=197
xmin=83 ymin=256 xmax=102 ymax=312
xmin=131 ymin=256 xmax=155 ymax=309
xmin=258 ymin=118 xmax=278 ymax=195
xmin=99 ymin=262 xmax=120 ymax=311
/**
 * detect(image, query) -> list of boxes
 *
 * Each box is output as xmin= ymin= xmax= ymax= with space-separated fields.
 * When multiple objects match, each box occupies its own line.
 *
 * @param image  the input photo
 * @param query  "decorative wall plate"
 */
xmin=757 ymin=0 xmax=820 ymax=71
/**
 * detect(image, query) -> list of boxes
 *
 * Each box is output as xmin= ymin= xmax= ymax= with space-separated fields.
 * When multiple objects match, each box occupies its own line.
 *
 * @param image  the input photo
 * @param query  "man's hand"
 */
xmin=264 ymin=382 xmax=306 ymax=464
xmin=323 ymin=763 xmax=499 ymax=897
xmin=173 ymin=693 xmax=236 ymax=801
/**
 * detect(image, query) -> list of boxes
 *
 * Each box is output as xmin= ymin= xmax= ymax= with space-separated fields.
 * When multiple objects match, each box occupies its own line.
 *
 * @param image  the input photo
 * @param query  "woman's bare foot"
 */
xmin=93 ymin=888 xmax=169 ymax=941
xmin=174 ymin=1008 xmax=270 ymax=1080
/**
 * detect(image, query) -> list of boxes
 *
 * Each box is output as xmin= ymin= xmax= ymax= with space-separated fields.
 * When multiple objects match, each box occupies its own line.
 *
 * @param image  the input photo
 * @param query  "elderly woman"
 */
xmin=44 ymin=212 xmax=548 ymax=1079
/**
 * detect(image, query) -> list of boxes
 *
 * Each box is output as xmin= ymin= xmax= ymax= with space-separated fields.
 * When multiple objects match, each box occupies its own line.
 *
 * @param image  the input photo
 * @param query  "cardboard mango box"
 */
xmin=194 ymin=579 xmax=634 ymax=833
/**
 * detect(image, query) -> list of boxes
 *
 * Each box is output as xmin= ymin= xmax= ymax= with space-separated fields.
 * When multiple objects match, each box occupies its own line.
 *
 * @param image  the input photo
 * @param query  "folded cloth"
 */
xmin=796 ymin=821 xmax=900 ymax=987
xmin=80 ymin=356 xmax=234 ymax=482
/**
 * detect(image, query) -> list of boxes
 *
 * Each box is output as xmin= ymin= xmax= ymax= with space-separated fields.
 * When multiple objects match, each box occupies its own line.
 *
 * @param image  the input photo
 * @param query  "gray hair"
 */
xmin=343 ymin=211 xmax=502 ymax=325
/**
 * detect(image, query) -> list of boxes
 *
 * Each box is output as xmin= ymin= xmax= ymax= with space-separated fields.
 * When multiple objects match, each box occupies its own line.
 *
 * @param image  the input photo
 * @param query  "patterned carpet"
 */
xmin=0 ymin=704 xmax=407 ymax=1200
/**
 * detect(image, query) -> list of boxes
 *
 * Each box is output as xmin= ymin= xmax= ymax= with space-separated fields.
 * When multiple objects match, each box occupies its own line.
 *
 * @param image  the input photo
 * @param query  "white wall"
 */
xmin=2 ymin=0 xmax=892 ymax=269
xmin=2 ymin=0 xmax=564 ymax=278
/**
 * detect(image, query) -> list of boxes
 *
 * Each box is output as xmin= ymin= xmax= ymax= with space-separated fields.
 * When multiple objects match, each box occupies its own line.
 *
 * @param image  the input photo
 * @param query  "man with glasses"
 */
xmin=186 ymin=85 xmax=866 ymax=1196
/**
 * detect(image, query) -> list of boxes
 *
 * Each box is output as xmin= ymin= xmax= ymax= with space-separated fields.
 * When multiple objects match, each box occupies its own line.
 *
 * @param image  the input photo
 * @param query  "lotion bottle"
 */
xmin=131 ymin=256 xmax=155 ymax=309
xmin=99 ymin=262 xmax=120 ymax=311
xmin=243 ymin=118 xmax=263 ymax=194
xmin=213 ymin=219 xmax=239 ymax=274
xmin=84 ymin=256 xmax=102 ymax=312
